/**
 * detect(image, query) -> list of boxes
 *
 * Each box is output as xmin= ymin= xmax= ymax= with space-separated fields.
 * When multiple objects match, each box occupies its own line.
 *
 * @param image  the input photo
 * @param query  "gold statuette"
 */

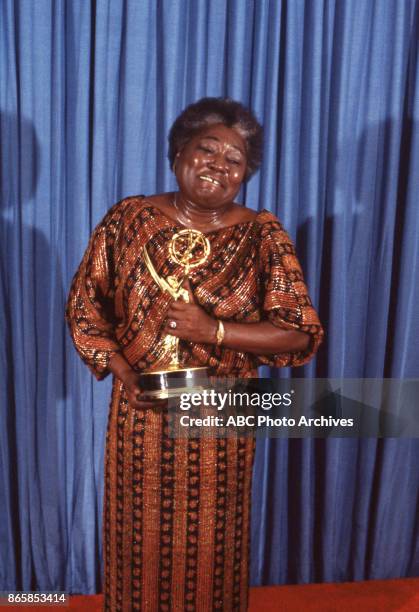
xmin=139 ymin=229 xmax=211 ymax=398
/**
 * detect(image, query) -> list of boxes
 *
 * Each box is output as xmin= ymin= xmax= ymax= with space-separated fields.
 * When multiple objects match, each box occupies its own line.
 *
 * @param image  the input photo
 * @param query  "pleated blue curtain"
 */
xmin=0 ymin=0 xmax=418 ymax=592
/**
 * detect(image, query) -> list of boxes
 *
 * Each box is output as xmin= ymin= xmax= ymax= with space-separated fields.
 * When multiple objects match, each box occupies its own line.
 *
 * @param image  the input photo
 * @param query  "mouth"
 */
xmin=198 ymin=175 xmax=224 ymax=188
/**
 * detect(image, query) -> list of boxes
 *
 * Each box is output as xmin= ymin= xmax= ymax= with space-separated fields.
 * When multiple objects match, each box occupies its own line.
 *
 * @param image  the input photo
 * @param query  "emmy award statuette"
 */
xmin=139 ymin=229 xmax=211 ymax=399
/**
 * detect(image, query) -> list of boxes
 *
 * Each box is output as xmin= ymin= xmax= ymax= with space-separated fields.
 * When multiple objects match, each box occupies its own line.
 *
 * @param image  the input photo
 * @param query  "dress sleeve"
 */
xmin=257 ymin=216 xmax=324 ymax=368
xmin=65 ymin=202 xmax=125 ymax=380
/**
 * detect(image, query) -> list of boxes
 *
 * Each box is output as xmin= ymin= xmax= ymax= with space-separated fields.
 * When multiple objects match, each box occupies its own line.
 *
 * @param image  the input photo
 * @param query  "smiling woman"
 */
xmin=174 ymin=124 xmax=247 ymax=211
xmin=66 ymin=97 xmax=323 ymax=611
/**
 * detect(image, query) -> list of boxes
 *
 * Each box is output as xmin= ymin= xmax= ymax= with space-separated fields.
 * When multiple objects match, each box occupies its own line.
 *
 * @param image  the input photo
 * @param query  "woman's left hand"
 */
xmin=164 ymin=279 xmax=218 ymax=344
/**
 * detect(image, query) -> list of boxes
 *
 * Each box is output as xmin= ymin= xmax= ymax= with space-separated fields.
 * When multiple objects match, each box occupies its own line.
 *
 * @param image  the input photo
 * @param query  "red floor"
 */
xmin=11 ymin=578 xmax=419 ymax=611
xmin=247 ymin=578 xmax=419 ymax=611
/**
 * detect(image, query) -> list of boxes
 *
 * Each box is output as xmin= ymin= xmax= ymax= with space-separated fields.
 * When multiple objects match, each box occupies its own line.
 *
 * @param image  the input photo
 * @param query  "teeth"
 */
xmin=199 ymin=175 xmax=221 ymax=186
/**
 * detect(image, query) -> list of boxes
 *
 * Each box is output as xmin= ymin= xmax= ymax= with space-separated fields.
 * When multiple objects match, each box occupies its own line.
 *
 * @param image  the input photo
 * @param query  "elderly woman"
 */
xmin=66 ymin=97 xmax=323 ymax=611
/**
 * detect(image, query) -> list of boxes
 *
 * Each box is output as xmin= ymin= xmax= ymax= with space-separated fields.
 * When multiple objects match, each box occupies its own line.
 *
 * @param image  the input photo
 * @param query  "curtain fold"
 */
xmin=1 ymin=0 xmax=418 ymax=592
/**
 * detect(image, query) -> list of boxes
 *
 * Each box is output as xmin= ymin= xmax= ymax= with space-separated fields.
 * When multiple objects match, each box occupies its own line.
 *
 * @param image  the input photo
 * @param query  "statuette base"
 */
xmin=138 ymin=366 xmax=210 ymax=400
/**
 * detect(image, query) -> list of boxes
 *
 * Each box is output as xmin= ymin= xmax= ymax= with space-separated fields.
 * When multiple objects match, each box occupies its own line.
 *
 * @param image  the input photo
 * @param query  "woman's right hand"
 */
xmin=109 ymin=352 xmax=165 ymax=409
xmin=121 ymin=369 xmax=160 ymax=409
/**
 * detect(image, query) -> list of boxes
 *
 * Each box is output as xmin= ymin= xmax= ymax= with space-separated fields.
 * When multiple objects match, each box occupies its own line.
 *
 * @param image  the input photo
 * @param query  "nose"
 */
xmin=208 ymin=154 xmax=228 ymax=173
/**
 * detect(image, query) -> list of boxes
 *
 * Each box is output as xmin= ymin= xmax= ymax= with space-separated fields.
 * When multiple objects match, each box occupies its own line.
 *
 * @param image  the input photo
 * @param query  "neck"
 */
xmin=173 ymin=192 xmax=232 ymax=228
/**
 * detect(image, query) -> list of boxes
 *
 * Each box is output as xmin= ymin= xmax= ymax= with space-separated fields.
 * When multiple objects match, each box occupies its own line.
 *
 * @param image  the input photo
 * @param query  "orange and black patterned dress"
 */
xmin=66 ymin=196 xmax=323 ymax=611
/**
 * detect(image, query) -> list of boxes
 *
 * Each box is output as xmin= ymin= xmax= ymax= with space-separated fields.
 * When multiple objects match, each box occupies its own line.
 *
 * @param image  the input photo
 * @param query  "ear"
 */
xmin=173 ymin=152 xmax=180 ymax=172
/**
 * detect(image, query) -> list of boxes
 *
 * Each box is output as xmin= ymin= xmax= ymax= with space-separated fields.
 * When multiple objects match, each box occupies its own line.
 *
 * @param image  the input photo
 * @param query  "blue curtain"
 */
xmin=1 ymin=0 xmax=418 ymax=592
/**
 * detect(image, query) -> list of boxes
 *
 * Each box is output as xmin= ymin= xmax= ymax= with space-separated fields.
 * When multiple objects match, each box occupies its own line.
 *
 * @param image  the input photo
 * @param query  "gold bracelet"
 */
xmin=216 ymin=320 xmax=225 ymax=346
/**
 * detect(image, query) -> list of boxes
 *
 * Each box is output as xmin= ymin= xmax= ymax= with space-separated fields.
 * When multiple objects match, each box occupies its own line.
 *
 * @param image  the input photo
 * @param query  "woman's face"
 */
xmin=174 ymin=123 xmax=247 ymax=209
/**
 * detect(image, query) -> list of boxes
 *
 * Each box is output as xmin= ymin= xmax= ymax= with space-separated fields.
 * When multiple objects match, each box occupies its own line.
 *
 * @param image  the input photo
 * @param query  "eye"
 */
xmin=227 ymin=158 xmax=241 ymax=165
xmin=198 ymin=145 xmax=215 ymax=153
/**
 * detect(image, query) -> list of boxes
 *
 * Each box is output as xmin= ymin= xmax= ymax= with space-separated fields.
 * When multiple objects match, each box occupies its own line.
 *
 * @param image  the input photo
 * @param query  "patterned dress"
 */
xmin=66 ymin=196 xmax=323 ymax=611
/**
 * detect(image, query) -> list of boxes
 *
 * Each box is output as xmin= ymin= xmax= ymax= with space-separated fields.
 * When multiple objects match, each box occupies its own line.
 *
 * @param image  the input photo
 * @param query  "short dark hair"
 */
xmin=168 ymin=97 xmax=263 ymax=181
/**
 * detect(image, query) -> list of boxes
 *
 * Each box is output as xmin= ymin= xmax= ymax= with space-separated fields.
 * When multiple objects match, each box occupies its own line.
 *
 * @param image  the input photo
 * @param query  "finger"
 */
xmin=166 ymin=306 xmax=179 ymax=318
xmin=181 ymin=278 xmax=195 ymax=303
xmin=164 ymin=321 xmax=191 ymax=338
xmin=125 ymin=384 xmax=142 ymax=399
xmin=163 ymin=324 xmax=181 ymax=337
xmin=166 ymin=309 xmax=190 ymax=323
xmin=128 ymin=393 xmax=155 ymax=409
xmin=132 ymin=392 xmax=167 ymax=409
xmin=165 ymin=308 xmax=177 ymax=320
xmin=132 ymin=400 xmax=156 ymax=409
xmin=133 ymin=399 xmax=165 ymax=409
xmin=168 ymin=300 xmax=188 ymax=312
xmin=165 ymin=314 xmax=181 ymax=328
